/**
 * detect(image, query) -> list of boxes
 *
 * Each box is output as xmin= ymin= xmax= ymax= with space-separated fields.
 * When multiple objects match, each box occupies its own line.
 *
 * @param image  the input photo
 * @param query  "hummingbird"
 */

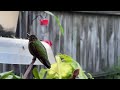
xmin=28 ymin=34 xmax=51 ymax=69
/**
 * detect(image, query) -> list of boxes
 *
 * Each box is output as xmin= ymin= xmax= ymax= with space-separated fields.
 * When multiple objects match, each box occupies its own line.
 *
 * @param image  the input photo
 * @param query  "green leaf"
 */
xmin=46 ymin=62 xmax=73 ymax=79
xmin=56 ymin=54 xmax=90 ymax=79
xmin=54 ymin=16 xmax=64 ymax=35
xmin=58 ymin=54 xmax=73 ymax=62
xmin=44 ymin=11 xmax=64 ymax=35
xmin=70 ymin=61 xmax=78 ymax=70
xmin=3 ymin=75 xmax=13 ymax=79
xmin=32 ymin=67 xmax=40 ymax=79
xmin=0 ymin=70 xmax=13 ymax=79
xmin=39 ymin=68 xmax=47 ymax=79
xmin=12 ymin=74 xmax=22 ymax=79
xmin=55 ymin=55 xmax=62 ymax=79
xmin=46 ymin=69 xmax=58 ymax=79
xmin=58 ymin=54 xmax=89 ymax=79
xmin=87 ymin=73 xmax=94 ymax=79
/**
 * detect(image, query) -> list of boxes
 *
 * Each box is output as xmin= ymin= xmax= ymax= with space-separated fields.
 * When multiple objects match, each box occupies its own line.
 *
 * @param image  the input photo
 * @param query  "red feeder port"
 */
xmin=40 ymin=19 xmax=49 ymax=26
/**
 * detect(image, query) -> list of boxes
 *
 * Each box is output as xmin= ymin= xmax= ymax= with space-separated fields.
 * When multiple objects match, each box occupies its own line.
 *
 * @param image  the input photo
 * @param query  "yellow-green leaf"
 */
xmin=32 ymin=67 xmax=40 ymax=79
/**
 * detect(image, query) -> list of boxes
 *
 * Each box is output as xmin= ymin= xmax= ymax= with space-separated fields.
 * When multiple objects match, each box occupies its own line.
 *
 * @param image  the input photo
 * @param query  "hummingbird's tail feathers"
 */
xmin=39 ymin=57 xmax=51 ymax=69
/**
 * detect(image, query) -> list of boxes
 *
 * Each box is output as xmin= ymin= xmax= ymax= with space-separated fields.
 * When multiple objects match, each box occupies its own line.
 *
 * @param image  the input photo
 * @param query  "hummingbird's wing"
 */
xmin=28 ymin=40 xmax=51 ymax=68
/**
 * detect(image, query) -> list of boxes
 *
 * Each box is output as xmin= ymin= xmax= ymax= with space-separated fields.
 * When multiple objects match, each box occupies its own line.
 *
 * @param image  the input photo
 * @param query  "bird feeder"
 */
xmin=0 ymin=37 xmax=56 ymax=65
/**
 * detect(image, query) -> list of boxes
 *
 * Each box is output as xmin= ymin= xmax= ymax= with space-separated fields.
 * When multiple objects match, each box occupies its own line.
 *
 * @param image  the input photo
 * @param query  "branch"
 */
xmin=23 ymin=60 xmax=36 ymax=79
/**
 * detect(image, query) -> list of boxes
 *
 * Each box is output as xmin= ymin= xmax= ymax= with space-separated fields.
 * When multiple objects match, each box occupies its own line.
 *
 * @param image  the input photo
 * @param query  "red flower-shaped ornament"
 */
xmin=40 ymin=19 xmax=49 ymax=26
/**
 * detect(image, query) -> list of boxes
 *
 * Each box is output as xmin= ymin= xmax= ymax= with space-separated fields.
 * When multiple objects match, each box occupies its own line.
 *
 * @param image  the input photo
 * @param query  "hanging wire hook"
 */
xmin=42 ymin=11 xmax=47 ymax=18
xmin=31 ymin=13 xmax=45 ymax=25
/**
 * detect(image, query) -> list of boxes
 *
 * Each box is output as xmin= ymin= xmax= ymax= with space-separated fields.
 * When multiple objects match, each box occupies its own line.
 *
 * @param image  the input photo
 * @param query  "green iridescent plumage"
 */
xmin=28 ymin=35 xmax=51 ymax=69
